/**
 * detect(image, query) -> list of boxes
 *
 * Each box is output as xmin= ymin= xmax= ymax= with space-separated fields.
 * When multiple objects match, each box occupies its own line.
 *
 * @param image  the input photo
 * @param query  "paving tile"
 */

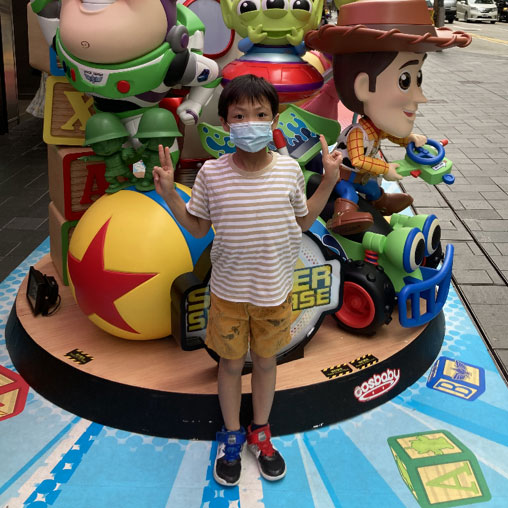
xmin=461 ymin=285 xmax=508 ymax=305
xmin=494 ymin=350 xmax=508 ymax=376
xmin=455 ymin=209 xmax=502 ymax=220
xmin=480 ymin=191 xmax=508 ymax=201
xmin=463 ymin=305 xmax=508 ymax=349
xmin=494 ymin=243 xmax=508 ymax=255
xmin=453 ymin=270 xmax=502 ymax=285
xmin=475 ymin=219 xmax=508 ymax=232
xmin=458 ymin=200 xmax=493 ymax=210
xmin=490 ymin=256 xmax=508 ymax=271
xmin=2 ymin=217 xmax=47 ymax=231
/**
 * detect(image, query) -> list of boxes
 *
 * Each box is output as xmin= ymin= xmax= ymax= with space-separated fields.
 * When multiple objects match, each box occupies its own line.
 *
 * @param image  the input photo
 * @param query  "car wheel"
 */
xmin=447 ymin=16 xmax=454 ymax=23
xmin=491 ymin=20 xmax=496 ymax=23
xmin=334 ymin=259 xmax=395 ymax=336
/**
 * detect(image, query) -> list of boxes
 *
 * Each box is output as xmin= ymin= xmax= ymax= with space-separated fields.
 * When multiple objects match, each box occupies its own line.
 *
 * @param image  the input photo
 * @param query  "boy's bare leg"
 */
xmin=250 ymin=351 xmax=277 ymax=425
xmin=218 ymin=356 xmax=246 ymax=431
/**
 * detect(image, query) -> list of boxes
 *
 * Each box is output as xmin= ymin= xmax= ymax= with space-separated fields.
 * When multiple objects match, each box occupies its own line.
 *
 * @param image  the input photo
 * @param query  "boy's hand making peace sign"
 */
xmin=153 ymin=144 xmax=176 ymax=200
xmin=319 ymin=135 xmax=342 ymax=184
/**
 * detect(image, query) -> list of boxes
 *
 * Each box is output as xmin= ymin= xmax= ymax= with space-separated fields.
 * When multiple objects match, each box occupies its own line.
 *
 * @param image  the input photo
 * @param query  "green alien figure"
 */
xmin=134 ymin=108 xmax=182 ymax=192
xmin=220 ymin=0 xmax=325 ymax=103
xmin=81 ymin=113 xmax=141 ymax=194
xmin=220 ymin=0 xmax=323 ymax=47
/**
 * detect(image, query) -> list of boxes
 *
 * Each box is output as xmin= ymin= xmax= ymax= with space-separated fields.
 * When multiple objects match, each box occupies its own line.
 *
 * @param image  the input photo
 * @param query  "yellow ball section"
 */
xmin=68 ymin=188 xmax=197 ymax=340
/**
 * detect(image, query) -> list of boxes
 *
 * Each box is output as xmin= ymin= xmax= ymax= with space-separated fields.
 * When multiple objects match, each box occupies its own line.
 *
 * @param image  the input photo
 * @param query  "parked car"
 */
xmin=445 ymin=0 xmax=458 ymax=22
xmin=497 ymin=0 xmax=508 ymax=21
xmin=457 ymin=0 xmax=497 ymax=22
xmin=426 ymin=0 xmax=458 ymax=23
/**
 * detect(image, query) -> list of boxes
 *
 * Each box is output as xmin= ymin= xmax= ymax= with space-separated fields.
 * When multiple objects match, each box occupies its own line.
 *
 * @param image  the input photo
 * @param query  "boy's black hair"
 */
xmin=218 ymin=74 xmax=279 ymax=120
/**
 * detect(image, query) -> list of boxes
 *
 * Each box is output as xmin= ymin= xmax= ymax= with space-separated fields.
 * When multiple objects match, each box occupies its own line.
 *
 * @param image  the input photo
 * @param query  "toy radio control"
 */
xmin=26 ymin=267 xmax=60 ymax=316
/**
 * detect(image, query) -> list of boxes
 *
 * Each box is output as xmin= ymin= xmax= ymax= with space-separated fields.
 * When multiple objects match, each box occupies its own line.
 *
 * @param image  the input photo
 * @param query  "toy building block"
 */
xmin=427 ymin=357 xmax=486 ymax=402
xmin=388 ymin=430 xmax=491 ymax=507
xmin=43 ymin=77 xmax=95 ymax=146
xmin=0 ymin=365 xmax=29 ymax=422
xmin=49 ymin=201 xmax=78 ymax=286
xmin=48 ymin=145 xmax=109 ymax=221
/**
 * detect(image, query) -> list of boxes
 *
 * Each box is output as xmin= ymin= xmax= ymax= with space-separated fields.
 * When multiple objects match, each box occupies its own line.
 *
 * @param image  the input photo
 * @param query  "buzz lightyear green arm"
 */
xmin=220 ymin=0 xmax=323 ymax=49
xmin=173 ymin=4 xmax=221 ymax=125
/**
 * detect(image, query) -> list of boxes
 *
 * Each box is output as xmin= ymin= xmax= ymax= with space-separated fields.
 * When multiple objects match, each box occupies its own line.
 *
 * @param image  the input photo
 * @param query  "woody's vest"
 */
xmin=336 ymin=123 xmax=382 ymax=185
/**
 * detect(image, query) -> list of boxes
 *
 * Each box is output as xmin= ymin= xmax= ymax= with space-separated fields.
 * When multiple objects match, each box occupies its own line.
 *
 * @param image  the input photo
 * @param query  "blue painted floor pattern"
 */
xmin=1 ymin=238 xmax=508 ymax=508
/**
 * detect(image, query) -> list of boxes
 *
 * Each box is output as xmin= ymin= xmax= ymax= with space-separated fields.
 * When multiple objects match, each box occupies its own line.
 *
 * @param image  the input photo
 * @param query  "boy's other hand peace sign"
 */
xmin=320 ymin=135 xmax=342 ymax=184
xmin=153 ymin=145 xmax=176 ymax=199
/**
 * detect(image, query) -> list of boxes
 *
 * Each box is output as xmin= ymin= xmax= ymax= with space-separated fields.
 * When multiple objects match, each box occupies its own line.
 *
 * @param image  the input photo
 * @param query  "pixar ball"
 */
xmin=67 ymin=185 xmax=214 ymax=340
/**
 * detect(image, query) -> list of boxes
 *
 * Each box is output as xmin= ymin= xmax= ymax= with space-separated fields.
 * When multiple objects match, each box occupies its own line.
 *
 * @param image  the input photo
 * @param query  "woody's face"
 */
xmin=354 ymin=52 xmax=427 ymax=138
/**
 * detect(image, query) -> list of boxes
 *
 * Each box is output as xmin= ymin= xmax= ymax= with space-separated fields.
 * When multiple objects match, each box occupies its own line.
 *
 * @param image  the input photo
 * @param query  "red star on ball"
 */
xmin=68 ymin=218 xmax=157 ymax=334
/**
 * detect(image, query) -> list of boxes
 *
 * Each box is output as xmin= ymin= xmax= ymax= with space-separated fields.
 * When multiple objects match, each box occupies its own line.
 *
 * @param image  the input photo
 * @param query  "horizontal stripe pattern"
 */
xmin=187 ymin=153 xmax=308 ymax=306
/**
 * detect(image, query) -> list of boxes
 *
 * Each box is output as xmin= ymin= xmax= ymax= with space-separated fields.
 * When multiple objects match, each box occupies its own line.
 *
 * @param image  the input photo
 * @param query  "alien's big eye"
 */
xmin=262 ymin=0 xmax=288 ymax=9
xmin=290 ymin=0 xmax=312 ymax=11
xmin=238 ymin=0 xmax=260 ymax=14
xmin=398 ymin=71 xmax=411 ymax=91
xmin=416 ymin=69 xmax=423 ymax=87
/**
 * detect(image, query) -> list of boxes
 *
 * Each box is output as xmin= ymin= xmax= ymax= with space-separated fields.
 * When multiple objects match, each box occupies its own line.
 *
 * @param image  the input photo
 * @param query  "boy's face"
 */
xmin=220 ymin=96 xmax=279 ymax=131
xmin=354 ymin=52 xmax=427 ymax=138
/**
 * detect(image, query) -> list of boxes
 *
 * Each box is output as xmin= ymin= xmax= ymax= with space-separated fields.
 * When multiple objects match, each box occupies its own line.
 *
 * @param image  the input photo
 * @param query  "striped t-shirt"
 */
xmin=186 ymin=152 xmax=308 ymax=306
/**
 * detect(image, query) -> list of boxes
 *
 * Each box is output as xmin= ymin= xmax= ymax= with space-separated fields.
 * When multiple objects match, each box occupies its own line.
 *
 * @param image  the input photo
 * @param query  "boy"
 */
xmin=304 ymin=0 xmax=471 ymax=235
xmin=153 ymin=74 xmax=341 ymax=486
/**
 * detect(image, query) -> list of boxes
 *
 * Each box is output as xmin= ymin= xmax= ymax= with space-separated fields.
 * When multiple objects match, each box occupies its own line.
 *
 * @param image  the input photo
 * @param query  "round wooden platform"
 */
xmin=6 ymin=255 xmax=445 ymax=439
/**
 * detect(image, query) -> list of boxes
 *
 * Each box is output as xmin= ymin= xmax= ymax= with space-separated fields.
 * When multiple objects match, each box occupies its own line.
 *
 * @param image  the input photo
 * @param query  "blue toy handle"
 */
xmin=406 ymin=139 xmax=445 ymax=166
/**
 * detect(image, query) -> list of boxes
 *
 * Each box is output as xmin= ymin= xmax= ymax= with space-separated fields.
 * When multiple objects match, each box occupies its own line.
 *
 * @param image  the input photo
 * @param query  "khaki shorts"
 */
xmin=205 ymin=292 xmax=293 ymax=360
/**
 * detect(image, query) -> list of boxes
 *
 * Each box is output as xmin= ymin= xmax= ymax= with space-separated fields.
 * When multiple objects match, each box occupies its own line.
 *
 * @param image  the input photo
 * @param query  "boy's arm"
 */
xmin=296 ymin=136 xmax=341 ymax=232
xmin=153 ymin=145 xmax=212 ymax=239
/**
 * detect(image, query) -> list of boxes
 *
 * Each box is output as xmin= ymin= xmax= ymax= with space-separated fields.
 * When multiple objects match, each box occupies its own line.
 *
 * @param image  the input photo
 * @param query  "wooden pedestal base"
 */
xmin=6 ymin=255 xmax=445 ymax=439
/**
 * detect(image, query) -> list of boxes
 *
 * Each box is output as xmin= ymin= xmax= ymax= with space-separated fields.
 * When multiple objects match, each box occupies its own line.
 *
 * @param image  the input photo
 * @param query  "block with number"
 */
xmin=388 ymin=430 xmax=491 ymax=507
xmin=427 ymin=357 xmax=486 ymax=401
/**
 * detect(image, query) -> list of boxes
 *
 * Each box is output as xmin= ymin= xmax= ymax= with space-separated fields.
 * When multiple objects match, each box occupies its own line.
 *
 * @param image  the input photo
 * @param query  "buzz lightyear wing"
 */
xmin=176 ymin=3 xmax=205 ymax=55
xmin=30 ymin=0 xmax=60 ymax=46
xmin=198 ymin=123 xmax=236 ymax=158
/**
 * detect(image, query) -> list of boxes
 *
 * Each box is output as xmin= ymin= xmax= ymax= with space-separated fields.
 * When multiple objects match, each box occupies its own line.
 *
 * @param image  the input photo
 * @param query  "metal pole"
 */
xmin=433 ymin=0 xmax=446 ymax=27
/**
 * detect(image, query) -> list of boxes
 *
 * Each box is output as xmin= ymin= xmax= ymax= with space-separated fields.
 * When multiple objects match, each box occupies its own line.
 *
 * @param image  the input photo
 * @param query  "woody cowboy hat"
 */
xmin=305 ymin=0 xmax=472 ymax=54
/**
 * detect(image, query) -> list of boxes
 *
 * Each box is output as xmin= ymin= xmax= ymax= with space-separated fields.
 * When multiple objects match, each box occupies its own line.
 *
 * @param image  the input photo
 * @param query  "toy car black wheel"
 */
xmin=421 ymin=243 xmax=444 ymax=269
xmin=334 ymin=259 xmax=396 ymax=336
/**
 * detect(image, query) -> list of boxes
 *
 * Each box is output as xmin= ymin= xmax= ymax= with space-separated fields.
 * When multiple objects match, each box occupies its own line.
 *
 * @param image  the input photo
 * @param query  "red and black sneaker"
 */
xmin=247 ymin=423 xmax=286 ymax=481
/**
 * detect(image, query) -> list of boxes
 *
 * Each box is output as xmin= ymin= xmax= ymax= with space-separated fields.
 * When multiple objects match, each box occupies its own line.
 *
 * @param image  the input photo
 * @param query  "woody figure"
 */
xmin=305 ymin=0 xmax=471 ymax=235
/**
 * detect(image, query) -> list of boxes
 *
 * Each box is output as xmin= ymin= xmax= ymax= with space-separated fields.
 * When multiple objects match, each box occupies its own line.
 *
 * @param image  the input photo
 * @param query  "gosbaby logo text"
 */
xmin=354 ymin=368 xmax=401 ymax=402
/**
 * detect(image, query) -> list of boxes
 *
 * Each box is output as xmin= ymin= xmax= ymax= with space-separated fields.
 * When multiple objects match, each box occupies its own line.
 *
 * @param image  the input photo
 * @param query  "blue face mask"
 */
xmin=228 ymin=121 xmax=274 ymax=153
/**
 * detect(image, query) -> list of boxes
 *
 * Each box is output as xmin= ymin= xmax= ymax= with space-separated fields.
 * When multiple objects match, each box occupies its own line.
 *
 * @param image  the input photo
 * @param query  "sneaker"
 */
xmin=247 ymin=424 xmax=286 ymax=481
xmin=214 ymin=427 xmax=246 ymax=487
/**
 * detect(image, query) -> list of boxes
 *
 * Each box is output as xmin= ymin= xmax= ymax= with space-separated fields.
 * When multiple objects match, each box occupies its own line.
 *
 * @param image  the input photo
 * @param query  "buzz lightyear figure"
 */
xmin=31 ymin=0 xmax=221 ymax=142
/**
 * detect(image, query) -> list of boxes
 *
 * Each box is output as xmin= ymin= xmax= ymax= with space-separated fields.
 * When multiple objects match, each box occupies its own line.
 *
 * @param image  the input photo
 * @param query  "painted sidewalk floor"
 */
xmin=1 ymin=238 xmax=508 ymax=508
